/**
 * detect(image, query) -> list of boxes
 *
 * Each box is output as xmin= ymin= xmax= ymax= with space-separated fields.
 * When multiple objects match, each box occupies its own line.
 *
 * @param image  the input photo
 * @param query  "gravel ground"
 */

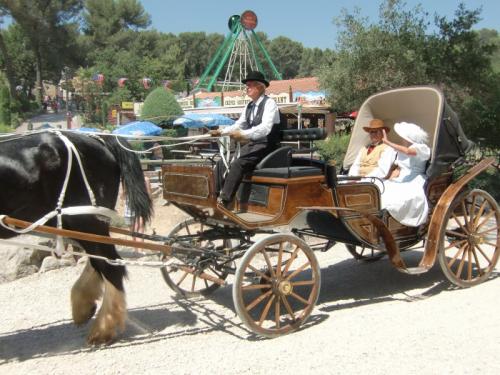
xmin=1 ymin=203 xmax=499 ymax=374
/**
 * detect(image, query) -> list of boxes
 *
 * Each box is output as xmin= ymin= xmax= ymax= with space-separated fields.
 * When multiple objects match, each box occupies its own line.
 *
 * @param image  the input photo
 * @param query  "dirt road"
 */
xmin=1 ymin=240 xmax=499 ymax=374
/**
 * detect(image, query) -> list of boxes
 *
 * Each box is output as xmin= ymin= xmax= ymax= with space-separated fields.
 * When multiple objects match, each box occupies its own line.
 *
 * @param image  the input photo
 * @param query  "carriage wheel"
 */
xmin=161 ymin=218 xmax=230 ymax=298
xmin=233 ymin=234 xmax=320 ymax=337
xmin=345 ymin=244 xmax=385 ymax=262
xmin=438 ymin=189 xmax=500 ymax=287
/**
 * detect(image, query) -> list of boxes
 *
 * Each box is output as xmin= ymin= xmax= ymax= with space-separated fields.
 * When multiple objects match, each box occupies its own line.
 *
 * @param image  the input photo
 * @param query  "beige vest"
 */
xmin=358 ymin=143 xmax=388 ymax=176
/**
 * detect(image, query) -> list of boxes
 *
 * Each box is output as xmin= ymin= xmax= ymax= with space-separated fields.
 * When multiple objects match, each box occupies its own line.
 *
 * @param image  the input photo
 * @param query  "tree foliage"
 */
xmin=140 ymin=87 xmax=183 ymax=125
xmin=318 ymin=0 xmax=500 ymax=147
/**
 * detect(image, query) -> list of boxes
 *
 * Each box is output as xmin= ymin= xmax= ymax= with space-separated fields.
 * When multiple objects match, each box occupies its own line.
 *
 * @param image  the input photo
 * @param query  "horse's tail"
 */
xmin=102 ymin=136 xmax=153 ymax=224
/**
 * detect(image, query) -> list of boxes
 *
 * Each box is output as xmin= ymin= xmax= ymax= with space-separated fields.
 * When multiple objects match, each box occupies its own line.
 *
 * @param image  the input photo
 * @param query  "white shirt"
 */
xmin=221 ymin=95 xmax=279 ymax=141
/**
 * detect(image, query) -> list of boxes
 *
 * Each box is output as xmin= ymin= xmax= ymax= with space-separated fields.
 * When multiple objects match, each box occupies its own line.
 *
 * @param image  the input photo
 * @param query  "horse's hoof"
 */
xmin=73 ymin=303 xmax=97 ymax=325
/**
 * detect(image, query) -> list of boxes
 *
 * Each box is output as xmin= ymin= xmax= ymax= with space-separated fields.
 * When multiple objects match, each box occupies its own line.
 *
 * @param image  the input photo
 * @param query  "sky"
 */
xmin=141 ymin=0 xmax=500 ymax=49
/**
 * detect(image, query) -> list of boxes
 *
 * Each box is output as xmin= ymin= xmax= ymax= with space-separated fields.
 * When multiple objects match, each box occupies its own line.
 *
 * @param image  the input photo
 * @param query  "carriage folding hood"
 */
xmin=343 ymin=86 xmax=473 ymax=177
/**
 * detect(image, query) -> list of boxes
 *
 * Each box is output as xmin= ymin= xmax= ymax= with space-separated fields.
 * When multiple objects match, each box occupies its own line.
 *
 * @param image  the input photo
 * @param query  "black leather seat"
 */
xmin=252 ymin=166 xmax=322 ymax=178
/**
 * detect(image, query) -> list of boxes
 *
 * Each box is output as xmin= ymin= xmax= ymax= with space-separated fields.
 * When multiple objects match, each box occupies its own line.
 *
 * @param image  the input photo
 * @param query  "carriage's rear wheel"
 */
xmin=233 ymin=234 xmax=320 ymax=337
xmin=161 ymin=218 xmax=230 ymax=298
xmin=438 ymin=189 xmax=500 ymax=287
xmin=345 ymin=244 xmax=385 ymax=262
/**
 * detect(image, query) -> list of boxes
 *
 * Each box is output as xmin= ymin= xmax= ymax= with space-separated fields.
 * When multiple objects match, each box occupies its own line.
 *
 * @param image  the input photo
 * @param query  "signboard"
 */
xmin=121 ymin=101 xmax=134 ymax=110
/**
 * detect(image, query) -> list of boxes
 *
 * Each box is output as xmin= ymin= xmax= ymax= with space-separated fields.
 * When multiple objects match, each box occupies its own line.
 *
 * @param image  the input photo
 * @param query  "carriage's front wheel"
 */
xmin=233 ymin=234 xmax=320 ymax=337
xmin=161 ymin=218 xmax=230 ymax=298
xmin=438 ymin=189 xmax=500 ymax=287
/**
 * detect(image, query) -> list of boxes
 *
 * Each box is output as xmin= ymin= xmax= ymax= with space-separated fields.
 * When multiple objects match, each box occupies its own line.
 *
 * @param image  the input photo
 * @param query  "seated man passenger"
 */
xmin=348 ymin=119 xmax=396 ymax=178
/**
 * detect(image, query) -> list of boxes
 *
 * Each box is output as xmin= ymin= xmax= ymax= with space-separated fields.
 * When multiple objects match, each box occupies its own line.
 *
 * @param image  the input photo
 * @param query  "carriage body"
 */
xmin=160 ymin=86 xmax=498 ymax=337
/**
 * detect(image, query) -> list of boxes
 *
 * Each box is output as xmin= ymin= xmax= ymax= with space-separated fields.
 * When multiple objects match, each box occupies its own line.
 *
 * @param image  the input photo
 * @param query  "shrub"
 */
xmin=140 ymin=87 xmax=183 ymax=125
xmin=315 ymin=132 xmax=351 ymax=166
xmin=0 ymin=84 xmax=11 ymax=127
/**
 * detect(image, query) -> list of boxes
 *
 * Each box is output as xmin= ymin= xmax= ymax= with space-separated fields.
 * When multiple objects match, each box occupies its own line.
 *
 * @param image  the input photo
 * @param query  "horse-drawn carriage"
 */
xmin=0 ymin=86 xmax=498 ymax=343
xmin=160 ymin=85 xmax=499 ymax=336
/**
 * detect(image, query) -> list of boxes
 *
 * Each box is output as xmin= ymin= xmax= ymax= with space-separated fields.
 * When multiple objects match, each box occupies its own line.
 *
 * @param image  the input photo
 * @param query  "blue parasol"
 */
xmin=112 ymin=121 xmax=162 ymax=136
xmin=173 ymin=113 xmax=235 ymax=128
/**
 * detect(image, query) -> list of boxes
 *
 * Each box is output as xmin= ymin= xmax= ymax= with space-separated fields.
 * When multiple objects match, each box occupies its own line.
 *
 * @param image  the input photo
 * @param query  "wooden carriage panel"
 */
xmin=237 ymin=184 xmax=285 ymax=216
xmin=229 ymin=175 xmax=333 ymax=228
xmin=335 ymin=183 xmax=381 ymax=214
xmin=162 ymin=164 xmax=216 ymax=207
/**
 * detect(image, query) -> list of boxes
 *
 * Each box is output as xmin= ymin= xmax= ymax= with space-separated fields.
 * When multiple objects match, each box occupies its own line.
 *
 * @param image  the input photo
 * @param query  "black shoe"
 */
xmin=217 ymin=197 xmax=232 ymax=209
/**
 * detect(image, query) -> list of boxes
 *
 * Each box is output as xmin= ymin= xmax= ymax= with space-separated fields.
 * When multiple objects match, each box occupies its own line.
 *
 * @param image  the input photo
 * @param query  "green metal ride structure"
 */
xmin=195 ymin=10 xmax=282 ymax=92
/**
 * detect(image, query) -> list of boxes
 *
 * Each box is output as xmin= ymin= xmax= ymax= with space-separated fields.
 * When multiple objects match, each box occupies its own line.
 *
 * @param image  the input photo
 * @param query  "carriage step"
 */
xmin=404 ymin=266 xmax=428 ymax=275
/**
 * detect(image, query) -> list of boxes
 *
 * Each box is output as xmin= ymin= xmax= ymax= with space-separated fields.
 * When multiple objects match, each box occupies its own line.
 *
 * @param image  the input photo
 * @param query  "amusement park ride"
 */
xmin=195 ymin=10 xmax=282 ymax=92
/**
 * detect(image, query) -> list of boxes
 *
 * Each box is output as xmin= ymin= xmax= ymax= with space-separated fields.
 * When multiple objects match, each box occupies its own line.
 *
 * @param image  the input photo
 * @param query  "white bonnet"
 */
xmin=394 ymin=122 xmax=428 ymax=144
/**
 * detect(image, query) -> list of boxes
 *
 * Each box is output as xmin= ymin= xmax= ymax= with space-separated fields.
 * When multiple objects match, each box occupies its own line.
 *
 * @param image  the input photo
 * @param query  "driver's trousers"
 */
xmin=215 ymin=141 xmax=275 ymax=202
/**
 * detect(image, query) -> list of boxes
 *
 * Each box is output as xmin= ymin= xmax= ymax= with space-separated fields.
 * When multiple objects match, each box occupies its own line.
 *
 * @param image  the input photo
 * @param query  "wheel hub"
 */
xmin=277 ymin=280 xmax=293 ymax=296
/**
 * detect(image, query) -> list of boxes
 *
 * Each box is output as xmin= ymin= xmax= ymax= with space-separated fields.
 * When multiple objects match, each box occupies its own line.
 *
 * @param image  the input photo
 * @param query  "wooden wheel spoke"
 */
xmin=257 ymin=295 xmax=275 ymax=327
xmin=461 ymin=201 xmax=471 ymax=230
xmin=476 ymin=210 xmax=496 ymax=231
xmin=246 ymin=290 xmax=273 ymax=312
xmin=452 ymin=213 xmax=470 ymax=235
xmin=455 ymin=245 xmax=468 ymax=278
xmin=290 ymin=291 xmax=309 ymax=306
xmin=447 ymin=243 xmax=467 ymax=268
xmin=242 ymin=283 xmax=272 ymax=291
xmin=467 ymin=248 xmax=473 ymax=281
xmin=445 ymin=229 xmax=468 ymax=239
xmin=191 ymin=274 xmax=197 ymax=292
xmin=477 ymin=226 xmax=500 ymax=235
xmin=445 ymin=239 xmax=467 ymax=251
xmin=176 ymin=269 xmax=190 ymax=286
xmin=185 ymin=222 xmax=191 ymax=236
xmin=291 ymin=279 xmax=316 ymax=287
xmin=470 ymin=246 xmax=484 ymax=276
xmin=276 ymin=242 xmax=284 ymax=277
xmin=474 ymin=243 xmax=492 ymax=265
xmin=285 ymin=261 xmax=311 ymax=281
xmin=280 ymin=295 xmax=296 ymax=321
xmin=282 ymin=245 xmax=300 ymax=275
xmin=472 ymin=200 xmax=488 ymax=228
xmin=275 ymin=298 xmax=281 ymax=329
xmin=247 ymin=264 xmax=272 ymax=282
xmin=260 ymin=249 xmax=276 ymax=278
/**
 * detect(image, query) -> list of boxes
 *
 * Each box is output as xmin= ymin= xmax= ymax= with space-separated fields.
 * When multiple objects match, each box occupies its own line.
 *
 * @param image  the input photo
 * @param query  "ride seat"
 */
xmin=251 ymin=128 xmax=326 ymax=179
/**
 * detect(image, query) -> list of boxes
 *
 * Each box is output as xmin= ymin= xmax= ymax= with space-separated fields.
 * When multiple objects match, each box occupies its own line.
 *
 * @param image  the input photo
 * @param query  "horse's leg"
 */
xmin=71 ymin=259 xmax=103 ymax=325
xmin=87 ymin=253 xmax=127 ymax=345
xmin=65 ymin=217 xmax=127 ymax=345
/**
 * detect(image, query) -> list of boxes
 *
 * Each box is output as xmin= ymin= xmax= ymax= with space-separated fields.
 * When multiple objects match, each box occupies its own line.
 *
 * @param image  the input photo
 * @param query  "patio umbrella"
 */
xmin=173 ymin=113 xmax=235 ymax=128
xmin=37 ymin=123 xmax=54 ymax=130
xmin=112 ymin=121 xmax=162 ymax=136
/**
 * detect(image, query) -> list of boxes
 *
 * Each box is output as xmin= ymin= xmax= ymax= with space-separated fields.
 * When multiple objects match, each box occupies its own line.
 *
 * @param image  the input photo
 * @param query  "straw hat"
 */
xmin=394 ymin=122 xmax=428 ymax=144
xmin=363 ymin=118 xmax=390 ymax=133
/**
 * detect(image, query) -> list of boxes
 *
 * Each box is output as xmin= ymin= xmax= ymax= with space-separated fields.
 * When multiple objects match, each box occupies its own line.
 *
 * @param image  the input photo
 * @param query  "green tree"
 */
xmin=140 ymin=86 xmax=183 ymax=124
xmin=268 ymin=36 xmax=303 ymax=79
xmin=83 ymin=0 xmax=150 ymax=47
xmin=0 ymin=0 xmax=83 ymax=106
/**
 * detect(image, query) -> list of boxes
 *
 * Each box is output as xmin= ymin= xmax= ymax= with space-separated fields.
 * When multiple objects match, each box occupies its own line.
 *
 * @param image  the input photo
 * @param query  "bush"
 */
xmin=468 ymin=167 xmax=500 ymax=203
xmin=0 ymin=84 xmax=11 ymax=127
xmin=315 ymin=133 xmax=351 ymax=166
xmin=140 ymin=87 xmax=183 ymax=125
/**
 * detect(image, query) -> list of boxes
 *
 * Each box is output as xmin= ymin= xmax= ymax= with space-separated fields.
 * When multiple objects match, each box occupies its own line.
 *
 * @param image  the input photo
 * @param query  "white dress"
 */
xmin=381 ymin=143 xmax=431 ymax=227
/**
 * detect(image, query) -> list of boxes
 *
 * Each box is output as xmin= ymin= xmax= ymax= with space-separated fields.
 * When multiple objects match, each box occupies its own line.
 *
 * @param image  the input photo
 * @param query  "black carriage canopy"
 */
xmin=343 ymin=86 xmax=474 ymax=178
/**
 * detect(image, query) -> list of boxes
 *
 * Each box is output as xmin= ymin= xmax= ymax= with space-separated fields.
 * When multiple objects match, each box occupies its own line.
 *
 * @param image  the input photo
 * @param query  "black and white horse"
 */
xmin=0 ymin=130 xmax=152 ymax=344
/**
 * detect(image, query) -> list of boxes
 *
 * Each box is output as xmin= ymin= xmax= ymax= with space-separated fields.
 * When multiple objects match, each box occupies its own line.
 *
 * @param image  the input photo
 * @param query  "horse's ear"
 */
xmin=35 ymin=143 xmax=61 ymax=170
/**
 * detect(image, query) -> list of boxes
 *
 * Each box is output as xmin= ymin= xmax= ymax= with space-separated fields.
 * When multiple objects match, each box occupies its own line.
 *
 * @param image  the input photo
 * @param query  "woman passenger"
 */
xmin=380 ymin=122 xmax=430 ymax=227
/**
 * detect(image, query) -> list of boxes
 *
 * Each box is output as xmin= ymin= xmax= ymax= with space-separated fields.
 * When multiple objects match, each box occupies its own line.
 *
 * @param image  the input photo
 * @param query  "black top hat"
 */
xmin=242 ymin=71 xmax=269 ymax=87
